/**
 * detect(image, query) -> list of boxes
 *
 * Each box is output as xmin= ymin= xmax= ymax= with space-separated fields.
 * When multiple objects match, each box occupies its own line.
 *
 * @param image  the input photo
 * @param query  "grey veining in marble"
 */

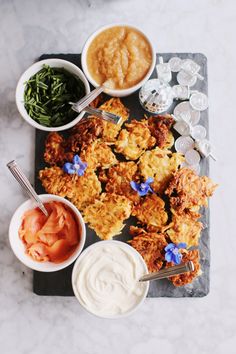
xmin=0 ymin=1 xmax=236 ymax=354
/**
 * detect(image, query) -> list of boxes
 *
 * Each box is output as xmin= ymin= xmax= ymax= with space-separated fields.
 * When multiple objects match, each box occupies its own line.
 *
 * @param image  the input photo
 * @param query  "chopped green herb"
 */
xmin=24 ymin=64 xmax=86 ymax=127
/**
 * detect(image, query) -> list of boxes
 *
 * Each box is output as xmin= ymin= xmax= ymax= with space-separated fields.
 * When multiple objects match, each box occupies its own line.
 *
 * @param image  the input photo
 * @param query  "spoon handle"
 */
xmin=7 ymin=160 xmax=48 ymax=216
xmin=71 ymin=86 xmax=104 ymax=113
xmin=139 ymin=261 xmax=194 ymax=282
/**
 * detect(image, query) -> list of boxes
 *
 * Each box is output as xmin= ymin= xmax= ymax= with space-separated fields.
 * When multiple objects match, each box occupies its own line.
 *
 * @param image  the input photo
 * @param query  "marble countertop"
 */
xmin=0 ymin=0 xmax=235 ymax=353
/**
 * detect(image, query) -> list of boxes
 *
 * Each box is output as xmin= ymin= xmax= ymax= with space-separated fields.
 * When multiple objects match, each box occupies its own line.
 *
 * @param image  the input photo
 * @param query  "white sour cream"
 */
xmin=72 ymin=241 xmax=148 ymax=318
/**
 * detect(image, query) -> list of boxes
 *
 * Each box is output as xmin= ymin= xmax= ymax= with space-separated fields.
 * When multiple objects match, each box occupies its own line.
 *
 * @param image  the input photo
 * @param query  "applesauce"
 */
xmin=86 ymin=26 xmax=153 ymax=90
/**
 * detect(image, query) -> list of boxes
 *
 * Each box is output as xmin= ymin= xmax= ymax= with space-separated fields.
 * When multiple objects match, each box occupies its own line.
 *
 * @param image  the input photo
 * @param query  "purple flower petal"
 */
xmin=63 ymin=155 xmax=87 ymax=176
xmin=173 ymin=253 xmax=182 ymax=265
xmin=63 ymin=162 xmax=75 ymax=174
xmin=130 ymin=179 xmax=155 ymax=197
xmin=146 ymin=177 xmax=154 ymax=184
xmin=177 ymin=243 xmax=187 ymax=249
xmin=138 ymin=189 xmax=149 ymax=197
xmin=130 ymin=181 xmax=140 ymax=192
xmin=165 ymin=243 xmax=175 ymax=252
xmin=172 ymin=247 xmax=179 ymax=255
xmin=165 ymin=251 xmax=173 ymax=262
xmin=81 ymin=162 xmax=88 ymax=169
xmin=73 ymin=155 xmax=80 ymax=164
xmin=77 ymin=168 xmax=85 ymax=176
xmin=148 ymin=186 xmax=154 ymax=194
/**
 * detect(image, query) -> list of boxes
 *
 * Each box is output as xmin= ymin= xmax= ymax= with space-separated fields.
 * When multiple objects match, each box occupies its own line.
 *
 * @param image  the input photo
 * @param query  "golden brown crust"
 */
xmin=80 ymin=140 xmax=118 ymax=171
xmin=166 ymin=209 xmax=202 ymax=247
xmin=102 ymin=161 xmax=140 ymax=204
xmin=115 ymin=120 xmax=156 ymax=160
xmin=147 ymin=115 xmax=174 ymax=149
xmin=99 ymin=98 xmax=129 ymax=142
xmin=138 ymin=147 xmax=184 ymax=194
xmin=39 ymin=167 xmax=101 ymax=211
xmin=39 ymin=95 xmax=217 ymax=289
xmin=44 ymin=132 xmax=73 ymax=166
xmin=129 ymin=226 xmax=167 ymax=272
xmin=66 ymin=116 xmax=104 ymax=153
xmin=39 ymin=166 xmax=73 ymax=197
xmin=83 ymin=193 xmax=132 ymax=240
xmin=132 ymin=194 xmax=168 ymax=231
xmin=166 ymin=249 xmax=201 ymax=287
xmin=165 ymin=168 xmax=218 ymax=213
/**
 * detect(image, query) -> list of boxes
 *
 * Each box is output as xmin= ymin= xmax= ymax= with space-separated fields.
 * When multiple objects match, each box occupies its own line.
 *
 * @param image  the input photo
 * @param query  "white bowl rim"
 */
xmin=9 ymin=194 xmax=86 ymax=272
xmin=81 ymin=23 xmax=156 ymax=97
xmin=71 ymin=239 xmax=149 ymax=319
xmin=15 ymin=58 xmax=90 ymax=132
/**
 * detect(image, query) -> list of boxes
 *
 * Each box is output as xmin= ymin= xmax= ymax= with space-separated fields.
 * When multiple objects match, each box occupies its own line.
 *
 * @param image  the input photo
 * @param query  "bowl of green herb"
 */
xmin=16 ymin=59 xmax=90 ymax=131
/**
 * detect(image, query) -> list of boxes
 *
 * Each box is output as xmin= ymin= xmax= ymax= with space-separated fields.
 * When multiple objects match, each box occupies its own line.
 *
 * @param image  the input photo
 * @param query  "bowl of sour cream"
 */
xmin=72 ymin=240 xmax=149 ymax=318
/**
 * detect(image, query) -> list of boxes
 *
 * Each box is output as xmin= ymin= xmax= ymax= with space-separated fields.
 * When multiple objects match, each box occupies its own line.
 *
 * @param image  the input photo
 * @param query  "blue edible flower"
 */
xmin=164 ymin=243 xmax=187 ymax=265
xmin=63 ymin=155 xmax=87 ymax=176
xmin=130 ymin=177 xmax=154 ymax=196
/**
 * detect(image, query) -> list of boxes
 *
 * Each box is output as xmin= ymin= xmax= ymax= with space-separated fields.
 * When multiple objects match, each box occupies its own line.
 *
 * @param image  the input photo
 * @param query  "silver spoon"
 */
xmin=139 ymin=261 xmax=194 ymax=282
xmin=71 ymin=85 xmax=104 ymax=113
xmin=7 ymin=160 xmax=48 ymax=217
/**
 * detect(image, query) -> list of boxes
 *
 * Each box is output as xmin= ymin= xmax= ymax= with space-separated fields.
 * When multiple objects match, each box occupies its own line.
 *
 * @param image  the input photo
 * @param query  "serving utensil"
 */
xmin=71 ymin=86 xmax=104 ymax=113
xmin=7 ymin=160 xmax=48 ymax=217
xmin=82 ymin=106 xmax=122 ymax=124
xmin=71 ymin=102 xmax=121 ymax=124
xmin=139 ymin=261 xmax=194 ymax=282
xmin=70 ymin=86 xmax=121 ymax=125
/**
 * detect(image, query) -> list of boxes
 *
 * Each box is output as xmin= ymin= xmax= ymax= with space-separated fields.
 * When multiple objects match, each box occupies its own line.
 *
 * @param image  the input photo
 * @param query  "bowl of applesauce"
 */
xmin=81 ymin=24 xmax=156 ymax=97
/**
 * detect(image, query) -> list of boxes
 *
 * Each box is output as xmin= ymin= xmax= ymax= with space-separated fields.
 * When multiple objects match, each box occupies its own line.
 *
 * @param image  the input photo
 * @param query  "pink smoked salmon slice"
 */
xmin=19 ymin=208 xmax=47 ymax=245
xmin=28 ymin=239 xmax=76 ymax=263
xmin=19 ymin=201 xmax=80 ymax=263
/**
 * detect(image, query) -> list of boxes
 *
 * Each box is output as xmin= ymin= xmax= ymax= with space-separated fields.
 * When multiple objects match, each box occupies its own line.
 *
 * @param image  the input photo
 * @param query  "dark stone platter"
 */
xmin=34 ymin=53 xmax=209 ymax=297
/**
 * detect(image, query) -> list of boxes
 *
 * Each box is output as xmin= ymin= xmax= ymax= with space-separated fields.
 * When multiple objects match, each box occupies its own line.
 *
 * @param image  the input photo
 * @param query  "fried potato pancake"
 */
xmin=147 ymin=115 xmax=175 ymax=149
xmin=83 ymin=193 xmax=132 ymax=240
xmin=39 ymin=166 xmax=73 ymax=197
xmin=102 ymin=161 xmax=140 ymax=204
xmin=80 ymin=139 xmax=118 ymax=171
xmin=115 ymin=120 xmax=156 ymax=160
xmin=132 ymin=194 xmax=168 ymax=230
xmin=166 ymin=209 xmax=203 ymax=247
xmin=164 ymin=131 xmax=174 ymax=149
xmin=129 ymin=226 xmax=167 ymax=272
xmin=39 ymin=167 xmax=101 ymax=211
xmin=44 ymin=132 xmax=73 ymax=166
xmin=166 ymin=249 xmax=201 ymax=287
xmin=66 ymin=116 xmax=104 ymax=153
xmin=165 ymin=168 xmax=218 ymax=213
xmin=139 ymin=147 xmax=184 ymax=194
xmin=99 ymin=98 xmax=129 ymax=142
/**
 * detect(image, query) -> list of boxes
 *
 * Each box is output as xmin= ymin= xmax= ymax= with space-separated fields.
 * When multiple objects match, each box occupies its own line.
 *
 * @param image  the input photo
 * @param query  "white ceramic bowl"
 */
xmin=9 ymin=194 xmax=86 ymax=272
xmin=15 ymin=58 xmax=90 ymax=132
xmin=81 ymin=24 xmax=156 ymax=97
xmin=72 ymin=240 xmax=149 ymax=319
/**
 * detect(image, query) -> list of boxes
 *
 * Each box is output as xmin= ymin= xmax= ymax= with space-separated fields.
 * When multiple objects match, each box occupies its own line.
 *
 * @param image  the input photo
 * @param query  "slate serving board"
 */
xmin=34 ymin=53 xmax=209 ymax=297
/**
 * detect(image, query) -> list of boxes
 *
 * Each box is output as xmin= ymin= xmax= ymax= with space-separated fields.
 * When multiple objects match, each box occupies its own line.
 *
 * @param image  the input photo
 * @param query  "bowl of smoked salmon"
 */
xmin=9 ymin=194 xmax=86 ymax=272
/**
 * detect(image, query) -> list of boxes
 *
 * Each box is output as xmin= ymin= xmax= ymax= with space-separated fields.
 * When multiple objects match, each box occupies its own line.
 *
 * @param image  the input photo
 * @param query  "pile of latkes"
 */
xmin=39 ymin=97 xmax=217 ymax=287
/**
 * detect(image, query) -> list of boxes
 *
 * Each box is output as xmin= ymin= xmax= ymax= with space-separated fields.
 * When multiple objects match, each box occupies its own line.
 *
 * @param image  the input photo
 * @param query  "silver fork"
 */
xmin=71 ymin=86 xmax=104 ymax=113
xmin=82 ymin=106 xmax=122 ymax=124
xmin=70 ymin=86 xmax=121 ymax=125
xmin=139 ymin=261 xmax=194 ymax=282
xmin=7 ymin=160 xmax=48 ymax=216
